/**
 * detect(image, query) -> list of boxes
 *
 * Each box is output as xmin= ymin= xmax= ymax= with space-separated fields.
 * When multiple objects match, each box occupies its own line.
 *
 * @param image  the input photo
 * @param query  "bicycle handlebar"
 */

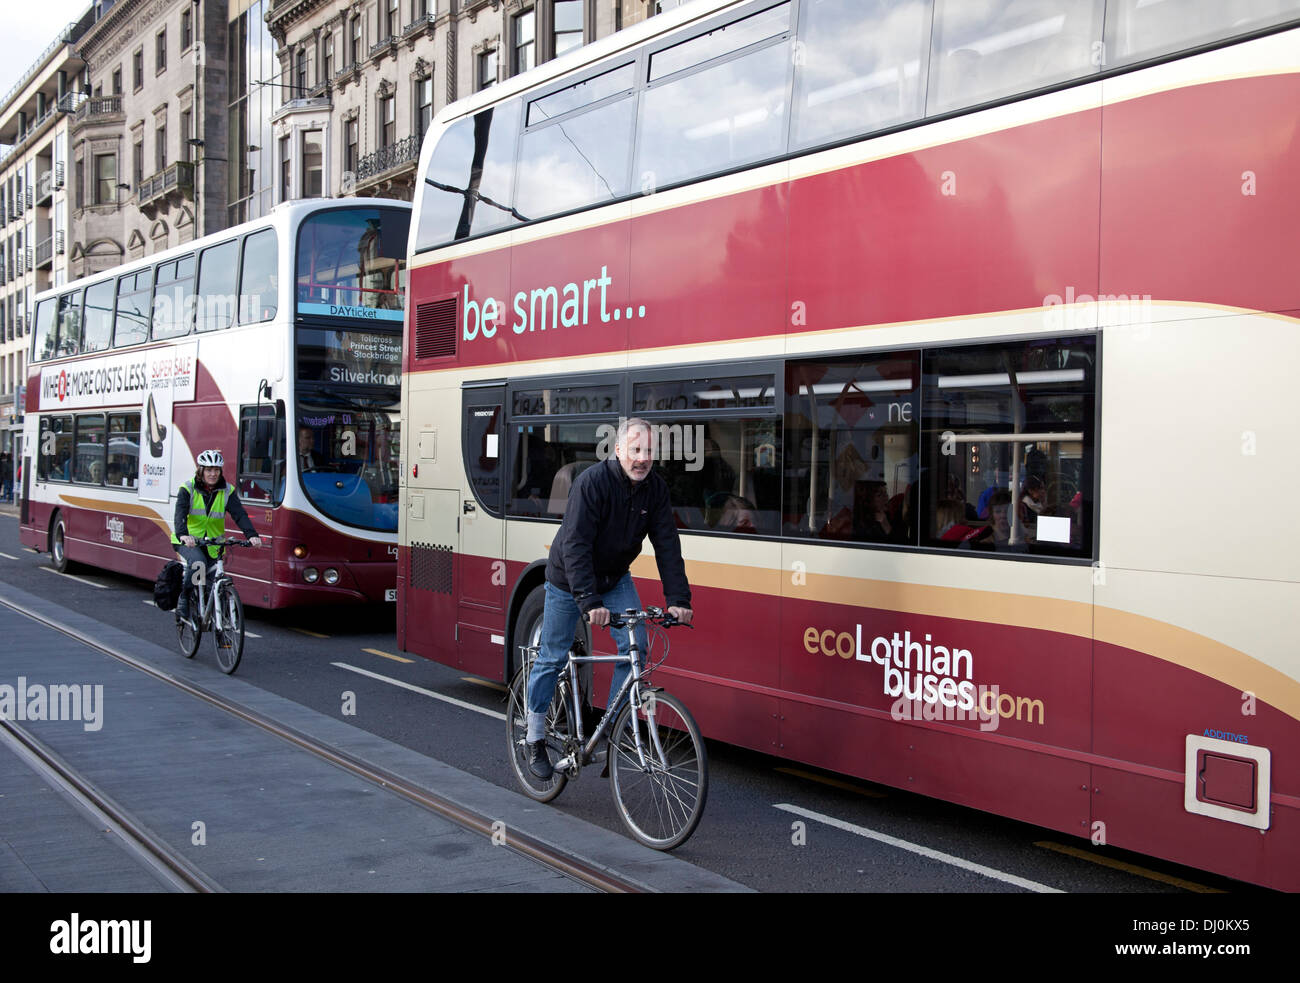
xmin=602 ymin=607 xmax=693 ymax=630
xmin=191 ymin=537 xmax=256 ymax=548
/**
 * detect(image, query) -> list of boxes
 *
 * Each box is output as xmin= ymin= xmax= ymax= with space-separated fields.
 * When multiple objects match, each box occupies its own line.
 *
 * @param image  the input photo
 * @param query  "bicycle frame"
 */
xmin=524 ymin=630 xmax=667 ymax=779
xmin=188 ymin=546 xmax=232 ymax=633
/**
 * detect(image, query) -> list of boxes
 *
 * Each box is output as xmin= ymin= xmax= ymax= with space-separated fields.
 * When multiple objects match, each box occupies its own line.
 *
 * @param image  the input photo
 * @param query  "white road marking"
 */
xmin=38 ymin=567 xmax=109 ymax=589
xmin=0 ymin=552 xmax=18 ymax=560
xmin=331 ymin=662 xmax=506 ymax=721
xmin=773 ymin=803 xmax=1063 ymax=893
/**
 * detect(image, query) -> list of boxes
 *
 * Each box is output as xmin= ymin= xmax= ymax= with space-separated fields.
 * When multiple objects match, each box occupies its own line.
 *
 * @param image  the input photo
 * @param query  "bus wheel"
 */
xmin=50 ymin=512 xmax=71 ymax=573
xmin=513 ymin=585 xmax=547 ymax=680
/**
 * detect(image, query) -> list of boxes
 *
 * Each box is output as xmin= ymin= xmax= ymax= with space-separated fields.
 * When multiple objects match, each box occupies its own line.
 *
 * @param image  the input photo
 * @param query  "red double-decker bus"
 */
xmin=398 ymin=0 xmax=1300 ymax=890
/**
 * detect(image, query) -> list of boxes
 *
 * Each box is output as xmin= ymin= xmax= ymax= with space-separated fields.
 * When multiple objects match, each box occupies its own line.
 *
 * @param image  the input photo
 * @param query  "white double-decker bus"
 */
xmin=20 ymin=198 xmax=410 ymax=609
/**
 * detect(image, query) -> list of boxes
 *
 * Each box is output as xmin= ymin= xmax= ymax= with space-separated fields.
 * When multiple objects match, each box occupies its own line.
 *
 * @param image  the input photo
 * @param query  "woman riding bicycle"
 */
xmin=171 ymin=449 xmax=262 ymax=628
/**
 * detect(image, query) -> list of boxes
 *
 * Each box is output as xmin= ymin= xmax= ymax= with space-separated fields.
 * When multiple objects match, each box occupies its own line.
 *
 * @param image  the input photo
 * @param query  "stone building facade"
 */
xmin=71 ymin=0 xmax=231 ymax=278
xmin=265 ymin=0 xmax=667 ymax=206
xmin=0 ymin=10 xmax=97 ymax=457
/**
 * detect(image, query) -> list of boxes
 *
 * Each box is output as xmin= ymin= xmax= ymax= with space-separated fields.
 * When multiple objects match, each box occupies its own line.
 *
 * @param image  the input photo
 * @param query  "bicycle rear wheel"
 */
xmin=212 ymin=581 xmax=244 ymax=674
xmin=505 ymin=663 xmax=571 ymax=803
xmin=609 ymin=689 xmax=708 ymax=850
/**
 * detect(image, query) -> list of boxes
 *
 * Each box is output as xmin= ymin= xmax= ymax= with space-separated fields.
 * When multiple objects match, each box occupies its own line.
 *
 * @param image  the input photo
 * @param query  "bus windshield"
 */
xmin=296 ymin=395 xmax=400 ymax=532
xmin=296 ymin=207 xmax=410 ymax=322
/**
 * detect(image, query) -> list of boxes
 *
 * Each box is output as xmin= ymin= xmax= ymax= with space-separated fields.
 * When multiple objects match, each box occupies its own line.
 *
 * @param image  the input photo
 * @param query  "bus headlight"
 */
xmin=323 ymin=568 xmax=339 ymax=585
xmin=303 ymin=567 xmax=319 ymax=583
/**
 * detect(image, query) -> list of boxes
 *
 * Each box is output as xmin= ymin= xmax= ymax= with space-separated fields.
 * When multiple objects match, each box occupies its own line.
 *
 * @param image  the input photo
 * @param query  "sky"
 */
xmin=0 ymin=1 xmax=98 ymax=107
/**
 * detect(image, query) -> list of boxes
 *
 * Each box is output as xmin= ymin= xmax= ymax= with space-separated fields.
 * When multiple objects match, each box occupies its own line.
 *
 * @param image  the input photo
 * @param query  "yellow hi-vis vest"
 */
xmin=171 ymin=479 xmax=228 ymax=558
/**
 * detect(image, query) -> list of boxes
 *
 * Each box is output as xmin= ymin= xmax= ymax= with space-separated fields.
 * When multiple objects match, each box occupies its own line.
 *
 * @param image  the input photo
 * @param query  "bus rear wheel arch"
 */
xmin=49 ymin=511 xmax=72 ymax=574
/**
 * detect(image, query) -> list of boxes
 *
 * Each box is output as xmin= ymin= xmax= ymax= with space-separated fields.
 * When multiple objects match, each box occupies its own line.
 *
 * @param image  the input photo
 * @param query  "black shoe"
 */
xmin=528 ymin=740 xmax=553 ymax=780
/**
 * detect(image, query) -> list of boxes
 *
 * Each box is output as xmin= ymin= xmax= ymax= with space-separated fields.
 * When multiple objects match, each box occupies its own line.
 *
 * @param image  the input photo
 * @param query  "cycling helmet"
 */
xmin=197 ymin=449 xmax=224 ymax=468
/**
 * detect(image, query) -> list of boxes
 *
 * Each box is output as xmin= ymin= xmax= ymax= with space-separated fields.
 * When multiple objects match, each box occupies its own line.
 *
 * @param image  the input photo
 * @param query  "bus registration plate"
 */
xmin=385 ymin=589 xmax=397 ymax=602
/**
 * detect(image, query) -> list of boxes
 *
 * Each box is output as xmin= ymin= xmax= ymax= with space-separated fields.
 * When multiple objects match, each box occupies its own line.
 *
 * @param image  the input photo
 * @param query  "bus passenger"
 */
xmin=525 ymin=418 xmax=693 ymax=780
xmin=172 ymin=449 xmax=263 ymax=629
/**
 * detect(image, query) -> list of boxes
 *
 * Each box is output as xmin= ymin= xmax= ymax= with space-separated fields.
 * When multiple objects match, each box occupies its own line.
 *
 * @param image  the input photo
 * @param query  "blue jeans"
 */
xmin=527 ymin=575 xmax=648 ymax=731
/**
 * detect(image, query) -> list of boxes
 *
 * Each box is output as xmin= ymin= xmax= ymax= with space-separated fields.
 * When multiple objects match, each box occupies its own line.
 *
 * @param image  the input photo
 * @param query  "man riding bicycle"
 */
xmin=171 ymin=449 xmax=262 ymax=629
xmin=527 ymin=417 xmax=693 ymax=779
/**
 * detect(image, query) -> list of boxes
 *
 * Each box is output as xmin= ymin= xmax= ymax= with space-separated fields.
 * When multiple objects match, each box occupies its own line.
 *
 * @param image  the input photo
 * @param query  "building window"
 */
xmin=156 ymin=28 xmax=167 ymax=75
xmin=155 ymin=118 xmax=167 ymax=172
xmin=322 ymin=33 xmax=334 ymax=81
xmin=379 ymin=94 xmax=395 ymax=147
xmin=478 ymin=48 xmax=498 ymax=90
xmin=133 ymin=137 xmax=143 ymax=186
xmin=414 ymin=0 xmax=429 ymax=18
xmin=74 ymin=159 xmax=83 ymax=209
xmin=112 ymin=67 xmax=122 ymax=96
xmin=94 ymin=154 xmax=116 ymax=205
xmin=301 ymin=130 xmax=323 ymax=197
xmin=415 ymin=77 xmax=433 ymax=140
xmin=344 ymin=118 xmax=358 ymax=175
xmin=387 ymin=0 xmax=400 ymax=39
xmin=182 ymin=9 xmax=193 ymax=51
xmin=514 ymin=9 xmax=535 ymax=74
xmin=133 ymin=48 xmax=144 ymax=90
xmin=553 ymin=0 xmax=584 ymax=57
xmin=296 ymin=47 xmax=308 ymax=97
xmin=180 ymin=110 xmax=192 ymax=162
xmin=350 ymin=15 xmax=363 ymax=65
xmin=279 ymin=135 xmax=291 ymax=202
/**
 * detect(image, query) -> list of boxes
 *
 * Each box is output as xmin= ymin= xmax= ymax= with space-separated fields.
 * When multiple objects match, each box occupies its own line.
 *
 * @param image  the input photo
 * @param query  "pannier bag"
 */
xmin=154 ymin=560 xmax=184 ymax=611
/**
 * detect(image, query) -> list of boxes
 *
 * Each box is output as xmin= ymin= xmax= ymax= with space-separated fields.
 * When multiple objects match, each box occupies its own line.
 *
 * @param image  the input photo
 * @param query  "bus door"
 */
xmin=403 ymin=396 xmax=459 ymax=660
xmin=457 ymin=384 xmax=506 ymax=677
xmin=233 ymin=403 xmax=281 ymax=604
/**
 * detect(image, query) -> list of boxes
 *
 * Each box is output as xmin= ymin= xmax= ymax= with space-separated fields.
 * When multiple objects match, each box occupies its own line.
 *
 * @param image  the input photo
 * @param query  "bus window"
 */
xmin=926 ymin=0 xmax=1104 ymax=115
xmin=792 ymin=0 xmax=930 ymax=149
xmin=639 ymin=13 xmax=792 ymax=189
xmin=152 ymin=254 xmax=196 ymax=339
xmin=784 ymin=354 xmax=920 ymax=545
xmin=82 ymin=280 xmax=116 ymax=354
xmin=39 ymin=415 xmax=73 ymax=481
xmin=239 ymin=228 xmax=279 ymax=323
xmin=414 ymin=100 xmax=522 ymax=250
xmin=517 ymin=96 xmax=634 ymax=219
xmin=107 ymin=413 xmax=140 ymax=488
xmin=196 ymin=239 xmax=239 ymax=332
xmin=74 ymin=414 xmax=106 ymax=484
xmin=922 ymin=336 xmax=1095 ymax=556
xmin=238 ymin=404 xmax=279 ymax=503
xmin=1105 ymin=0 xmax=1299 ymax=65
xmin=114 ymin=270 xmax=153 ymax=347
xmin=32 ymin=298 xmax=57 ymax=361
xmin=297 ymin=208 xmax=409 ymax=320
xmin=508 ymin=420 xmax=608 ymax=519
xmin=56 ymin=291 xmax=83 ymax=358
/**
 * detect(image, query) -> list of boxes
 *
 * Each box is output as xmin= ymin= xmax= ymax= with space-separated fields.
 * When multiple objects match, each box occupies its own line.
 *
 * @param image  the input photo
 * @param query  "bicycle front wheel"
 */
xmin=505 ymin=663 xmax=570 ymax=803
xmin=212 ymin=582 xmax=244 ymax=674
xmin=609 ymin=689 xmax=708 ymax=850
xmin=177 ymin=603 xmax=202 ymax=659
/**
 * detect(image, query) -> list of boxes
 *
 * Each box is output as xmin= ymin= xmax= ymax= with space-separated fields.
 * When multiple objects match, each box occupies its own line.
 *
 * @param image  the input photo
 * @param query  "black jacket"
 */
xmin=546 ymin=457 xmax=691 ymax=615
xmin=173 ymin=473 xmax=257 ymax=541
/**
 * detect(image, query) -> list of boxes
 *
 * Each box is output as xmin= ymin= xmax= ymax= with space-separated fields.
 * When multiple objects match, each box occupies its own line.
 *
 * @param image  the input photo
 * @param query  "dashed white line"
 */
xmin=773 ymin=803 xmax=1063 ymax=893
xmin=0 ymin=551 xmax=18 ymax=560
xmin=38 ymin=567 xmax=109 ymax=589
xmin=331 ymin=662 xmax=505 ymax=720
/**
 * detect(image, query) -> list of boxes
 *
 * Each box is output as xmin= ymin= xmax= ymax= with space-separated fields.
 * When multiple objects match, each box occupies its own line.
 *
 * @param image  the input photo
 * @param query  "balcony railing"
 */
xmin=55 ymin=161 xmax=65 ymax=188
xmin=56 ymin=230 xmax=65 ymax=255
xmin=403 ymin=13 xmax=434 ymax=37
xmin=356 ymin=135 xmax=420 ymax=181
xmin=369 ymin=34 xmax=398 ymax=61
xmin=73 ymin=95 xmax=124 ymax=126
xmin=138 ymin=160 xmax=195 ymax=209
xmin=35 ymin=237 xmax=53 ymax=269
